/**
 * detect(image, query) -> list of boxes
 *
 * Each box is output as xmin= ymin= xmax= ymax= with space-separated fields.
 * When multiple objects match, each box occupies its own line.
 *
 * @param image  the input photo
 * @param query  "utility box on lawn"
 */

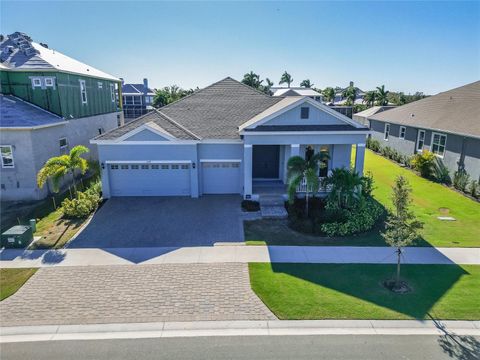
xmin=1 ymin=225 xmax=33 ymax=249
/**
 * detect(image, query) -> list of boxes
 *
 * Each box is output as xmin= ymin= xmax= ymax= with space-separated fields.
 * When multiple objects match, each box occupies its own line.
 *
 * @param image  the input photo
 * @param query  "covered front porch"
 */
xmin=243 ymin=139 xmax=366 ymax=200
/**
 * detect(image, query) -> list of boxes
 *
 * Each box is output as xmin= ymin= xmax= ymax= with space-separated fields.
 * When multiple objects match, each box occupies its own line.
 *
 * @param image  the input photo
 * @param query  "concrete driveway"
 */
xmin=68 ymin=195 xmax=244 ymax=248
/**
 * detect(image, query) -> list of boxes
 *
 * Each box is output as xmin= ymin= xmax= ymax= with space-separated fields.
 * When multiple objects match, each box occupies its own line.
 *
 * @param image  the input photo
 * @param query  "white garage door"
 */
xmin=109 ymin=163 xmax=191 ymax=196
xmin=201 ymin=161 xmax=241 ymax=194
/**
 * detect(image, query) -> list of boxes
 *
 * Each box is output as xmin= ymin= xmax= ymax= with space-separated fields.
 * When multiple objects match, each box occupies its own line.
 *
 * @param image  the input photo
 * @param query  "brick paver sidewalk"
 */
xmin=0 ymin=263 xmax=275 ymax=327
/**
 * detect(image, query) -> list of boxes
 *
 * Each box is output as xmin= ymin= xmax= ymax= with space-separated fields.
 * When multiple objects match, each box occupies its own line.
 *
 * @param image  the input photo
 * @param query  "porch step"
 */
xmin=259 ymin=195 xmax=286 ymax=207
xmin=260 ymin=205 xmax=288 ymax=219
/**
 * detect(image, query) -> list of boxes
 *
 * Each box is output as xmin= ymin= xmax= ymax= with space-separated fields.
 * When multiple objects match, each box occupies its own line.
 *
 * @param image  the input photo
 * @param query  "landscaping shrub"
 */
xmin=411 ymin=150 xmax=436 ymax=178
xmin=360 ymin=171 xmax=374 ymax=197
xmin=61 ymin=182 xmax=101 ymax=218
xmin=453 ymin=170 xmax=470 ymax=192
xmin=469 ymin=180 xmax=479 ymax=199
xmin=241 ymin=200 xmax=260 ymax=212
xmin=319 ymin=198 xmax=384 ymax=237
xmin=366 ymin=138 xmax=381 ymax=153
xmin=433 ymin=158 xmax=451 ymax=185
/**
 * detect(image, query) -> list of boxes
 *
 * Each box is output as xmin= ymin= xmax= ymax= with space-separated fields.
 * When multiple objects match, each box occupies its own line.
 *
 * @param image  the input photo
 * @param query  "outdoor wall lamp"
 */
xmin=192 ymin=162 xmax=196 ymax=169
xmin=101 ymin=162 xmax=105 ymax=170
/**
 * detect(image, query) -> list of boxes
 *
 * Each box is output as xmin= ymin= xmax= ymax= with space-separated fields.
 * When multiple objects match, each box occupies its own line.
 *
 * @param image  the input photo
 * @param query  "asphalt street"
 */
xmin=2 ymin=335 xmax=479 ymax=360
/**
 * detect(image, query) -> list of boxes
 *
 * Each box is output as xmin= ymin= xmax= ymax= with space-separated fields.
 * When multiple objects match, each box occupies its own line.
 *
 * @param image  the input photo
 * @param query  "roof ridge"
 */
xmin=154 ymin=109 xmax=201 ymax=140
xmin=223 ymin=76 xmax=278 ymax=98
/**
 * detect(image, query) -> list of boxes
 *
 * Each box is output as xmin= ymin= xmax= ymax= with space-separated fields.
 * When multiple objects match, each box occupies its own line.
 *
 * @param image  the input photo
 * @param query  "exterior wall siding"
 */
xmin=369 ymin=119 xmax=480 ymax=181
xmin=1 ymin=112 xmax=119 ymax=201
xmin=1 ymin=70 xmax=120 ymax=119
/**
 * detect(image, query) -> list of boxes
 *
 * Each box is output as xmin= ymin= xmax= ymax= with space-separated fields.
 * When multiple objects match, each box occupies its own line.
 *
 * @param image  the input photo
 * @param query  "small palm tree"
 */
xmin=363 ymin=90 xmax=376 ymax=107
xmin=287 ymin=152 xmax=329 ymax=217
xmin=300 ymin=79 xmax=313 ymax=88
xmin=279 ymin=71 xmax=293 ymax=88
xmin=322 ymin=87 xmax=335 ymax=103
xmin=375 ymin=85 xmax=389 ymax=106
xmin=326 ymin=168 xmax=363 ymax=209
xmin=37 ymin=145 xmax=90 ymax=193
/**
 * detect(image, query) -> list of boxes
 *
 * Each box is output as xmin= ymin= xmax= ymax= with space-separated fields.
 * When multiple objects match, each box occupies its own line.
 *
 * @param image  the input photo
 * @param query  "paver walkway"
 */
xmin=1 ymin=246 xmax=479 ymax=268
xmin=0 ymin=263 xmax=275 ymax=327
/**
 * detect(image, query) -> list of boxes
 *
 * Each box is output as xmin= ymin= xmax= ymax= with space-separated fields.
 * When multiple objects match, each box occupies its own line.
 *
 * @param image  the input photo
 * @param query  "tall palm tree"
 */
xmin=242 ymin=71 xmax=262 ymax=89
xmin=37 ymin=145 xmax=90 ymax=193
xmin=322 ymin=87 xmax=335 ymax=104
xmin=363 ymin=90 xmax=376 ymax=107
xmin=279 ymin=71 xmax=293 ymax=88
xmin=342 ymin=85 xmax=358 ymax=106
xmin=287 ymin=152 xmax=330 ymax=217
xmin=375 ymin=85 xmax=390 ymax=106
xmin=300 ymin=79 xmax=313 ymax=88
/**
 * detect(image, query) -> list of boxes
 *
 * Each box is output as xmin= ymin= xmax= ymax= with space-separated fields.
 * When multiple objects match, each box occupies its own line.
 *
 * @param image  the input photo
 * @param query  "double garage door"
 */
xmin=109 ymin=162 xmax=191 ymax=196
xmin=108 ymin=160 xmax=241 ymax=197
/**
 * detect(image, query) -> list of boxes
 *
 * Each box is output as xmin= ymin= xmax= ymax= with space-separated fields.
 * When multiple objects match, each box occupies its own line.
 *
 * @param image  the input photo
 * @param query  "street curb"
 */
xmin=1 ymin=320 xmax=479 ymax=343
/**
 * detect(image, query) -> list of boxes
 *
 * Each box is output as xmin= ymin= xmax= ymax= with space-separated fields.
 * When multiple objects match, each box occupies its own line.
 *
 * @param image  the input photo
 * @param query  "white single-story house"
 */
xmin=91 ymin=77 xmax=369 ymax=199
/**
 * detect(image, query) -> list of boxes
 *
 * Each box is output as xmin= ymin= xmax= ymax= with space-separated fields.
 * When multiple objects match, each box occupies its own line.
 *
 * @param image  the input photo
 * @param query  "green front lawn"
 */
xmin=249 ymin=263 xmax=480 ymax=320
xmin=29 ymin=208 xmax=87 ymax=250
xmin=365 ymin=150 xmax=480 ymax=247
xmin=0 ymin=268 xmax=37 ymax=301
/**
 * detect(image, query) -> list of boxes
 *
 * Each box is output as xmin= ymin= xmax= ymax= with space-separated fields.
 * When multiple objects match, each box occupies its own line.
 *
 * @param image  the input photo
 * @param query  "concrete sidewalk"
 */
xmin=1 ymin=320 xmax=479 ymax=343
xmin=1 ymin=245 xmax=479 ymax=268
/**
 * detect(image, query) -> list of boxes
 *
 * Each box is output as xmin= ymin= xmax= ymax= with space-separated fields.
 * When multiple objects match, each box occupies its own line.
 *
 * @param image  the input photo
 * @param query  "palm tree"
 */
xmin=325 ymin=168 xmax=363 ymax=209
xmin=242 ymin=71 xmax=262 ymax=89
xmin=300 ymin=79 xmax=313 ymax=88
xmin=363 ymin=90 xmax=376 ymax=107
xmin=37 ymin=145 xmax=90 ymax=193
xmin=279 ymin=71 xmax=293 ymax=88
xmin=262 ymin=78 xmax=274 ymax=95
xmin=342 ymin=85 xmax=358 ymax=106
xmin=287 ymin=152 xmax=330 ymax=217
xmin=375 ymin=85 xmax=390 ymax=106
xmin=322 ymin=87 xmax=335 ymax=104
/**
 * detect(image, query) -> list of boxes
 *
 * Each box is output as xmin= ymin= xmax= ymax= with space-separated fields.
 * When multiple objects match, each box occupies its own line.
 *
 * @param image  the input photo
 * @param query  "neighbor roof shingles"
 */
xmin=369 ymin=81 xmax=480 ymax=138
xmin=0 ymin=95 xmax=64 ymax=128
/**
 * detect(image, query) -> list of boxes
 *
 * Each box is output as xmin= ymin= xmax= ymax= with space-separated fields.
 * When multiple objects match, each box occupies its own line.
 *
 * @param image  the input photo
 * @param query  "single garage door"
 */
xmin=109 ymin=162 xmax=191 ymax=196
xmin=201 ymin=161 xmax=241 ymax=194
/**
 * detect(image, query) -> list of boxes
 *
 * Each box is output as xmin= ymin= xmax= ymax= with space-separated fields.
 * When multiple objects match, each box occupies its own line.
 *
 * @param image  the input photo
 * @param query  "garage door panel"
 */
xmin=202 ymin=162 xmax=241 ymax=194
xmin=109 ymin=163 xmax=191 ymax=197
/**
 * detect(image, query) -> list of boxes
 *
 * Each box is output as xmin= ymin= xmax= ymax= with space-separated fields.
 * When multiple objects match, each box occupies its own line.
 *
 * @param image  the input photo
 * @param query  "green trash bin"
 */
xmin=1 ymin=225 xmax=33 ymax=249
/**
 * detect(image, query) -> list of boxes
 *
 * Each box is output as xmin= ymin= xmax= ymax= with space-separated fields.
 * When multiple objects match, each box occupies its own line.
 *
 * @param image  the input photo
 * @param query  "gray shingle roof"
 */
xmin=158 ymin=77 xmax=283 ymax=139
xmin=369 ymin=81 xmax=480 ymax=138
xmin=95 ymin=110 xmax=197 ymax=140
xmin=0 ymin=94 xmax=64 ymax=128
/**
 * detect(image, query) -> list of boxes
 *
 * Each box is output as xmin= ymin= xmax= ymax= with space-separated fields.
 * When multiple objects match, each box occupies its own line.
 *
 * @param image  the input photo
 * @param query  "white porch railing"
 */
xmin=296 ymin=177 xmax=332 ymax=193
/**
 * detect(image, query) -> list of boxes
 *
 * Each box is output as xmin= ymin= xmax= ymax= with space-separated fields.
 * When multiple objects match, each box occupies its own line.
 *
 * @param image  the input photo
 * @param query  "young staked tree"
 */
xmin=37 ymin=145 xmax=90 ymax=194
xmin=287 ymin=152 xmax=329 ymax=217
xmin=382 ymin=175 xmax=423 ymax=289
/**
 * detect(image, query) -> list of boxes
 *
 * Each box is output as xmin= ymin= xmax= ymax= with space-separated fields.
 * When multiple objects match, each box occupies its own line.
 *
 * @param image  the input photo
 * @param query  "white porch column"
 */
xmin=355 ymin=143 xmax=366 ymax=175
xmin=243 ymin=144 xmax=253 ymax=198
xmin=290 ymin=144 xmax=300 ymax=157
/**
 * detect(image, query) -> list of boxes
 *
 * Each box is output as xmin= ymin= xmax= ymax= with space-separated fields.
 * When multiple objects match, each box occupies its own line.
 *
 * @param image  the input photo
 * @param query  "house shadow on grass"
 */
xmin=266 ymin=262 xmax=469 ymax=320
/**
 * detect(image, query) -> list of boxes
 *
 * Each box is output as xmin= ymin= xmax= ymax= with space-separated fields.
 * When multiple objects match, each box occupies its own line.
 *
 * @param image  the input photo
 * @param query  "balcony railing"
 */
xmin=296 ymin=177 xmax=332 ymax=193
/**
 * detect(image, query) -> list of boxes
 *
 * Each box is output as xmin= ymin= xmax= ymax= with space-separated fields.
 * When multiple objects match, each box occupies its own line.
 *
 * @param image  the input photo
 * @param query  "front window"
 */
xmin=59 ymin=137 xmax=68 ymax=149
xmin=31 ymin=77 xmax=42 ymax=89
xmin=110 ymin=83 xmax=115 ymax=102
xmin=133 ymin=96 xmax=142 ymax=105
xmin=431 ymin=133 xmax=447 ymax=157
xmin=98 ymin=82 xmax=103 ymax=89
xmin=301 ymin=107 xmax=310 ymax=119
xmin=399 ymin=126 xmax=406 ymax=139
xmin=1 ymin=145 xmax=14 ymax=168
xmin=79 ymin=80 xmax=87 ymax=104
xmin=384 ymin=123 xmax=390 ymax=141
xmin=44 ymin=77 xmax=55 ymax=88
xmin=417 ymin=130 xmax=425 ymax=151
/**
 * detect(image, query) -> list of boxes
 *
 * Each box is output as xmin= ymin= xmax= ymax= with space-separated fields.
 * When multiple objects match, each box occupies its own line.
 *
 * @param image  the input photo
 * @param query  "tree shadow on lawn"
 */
xmin=431 ymin=317 xmax=480 ymax=360
xmin=267 ymin=263 xmax=469 ymax=319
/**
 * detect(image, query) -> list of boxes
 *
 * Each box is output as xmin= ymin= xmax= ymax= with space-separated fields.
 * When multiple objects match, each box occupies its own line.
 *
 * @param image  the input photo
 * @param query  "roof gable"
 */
xmin=239 ymin=97 xmax=365 ymax=131
xmin=122 ymin=126 xmax=173 ymax=142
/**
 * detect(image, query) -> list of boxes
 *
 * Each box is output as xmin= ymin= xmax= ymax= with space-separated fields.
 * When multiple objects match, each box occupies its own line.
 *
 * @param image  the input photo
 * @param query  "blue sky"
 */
xmin=1 ymin=1 xmax=479 ymax=94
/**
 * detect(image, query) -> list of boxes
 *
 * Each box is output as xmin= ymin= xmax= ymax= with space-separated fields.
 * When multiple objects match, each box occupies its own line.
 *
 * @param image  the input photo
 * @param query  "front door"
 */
xmin=253 ymin=145 xmax=280 ymax=179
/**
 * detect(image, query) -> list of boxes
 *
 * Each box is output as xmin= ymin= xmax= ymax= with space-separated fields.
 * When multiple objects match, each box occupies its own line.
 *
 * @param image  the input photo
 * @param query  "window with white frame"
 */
xmin=110 ymin=164 xmax=119 ymax=170
xmin=300 ymin=107 xmax=310 ymax=119
xmin=431 ymin=133 xmax=447 ymax=157
xmin=44 ymin=77 xmax=55 ymax=88
xmin=79 ymin=80 xmax=87 ymax=104
xmin=417 ymin=129 xmax=426 ymax=151
xmin=98 ymin=82 xmax=103 ymax=89
xmin=110 ymin=83 xmax=115 ymax=102
xmin=1 ymin=145 xmax=14 ymax=168
xmin=384 ymin=123 xmax=390 ymax=141
xmin=31 ymin=77 xmax=42 ymax=89
xmin=399 ymin=126 xmax=406 ymax=139
xmin=59 ymin=137 xmax=68 ymax=149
